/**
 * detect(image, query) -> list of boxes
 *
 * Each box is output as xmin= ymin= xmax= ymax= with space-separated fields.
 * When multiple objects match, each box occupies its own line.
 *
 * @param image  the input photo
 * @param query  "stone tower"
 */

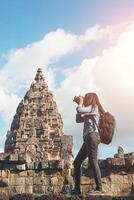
xmin=4 ymin=68 xmax=74 ymax=170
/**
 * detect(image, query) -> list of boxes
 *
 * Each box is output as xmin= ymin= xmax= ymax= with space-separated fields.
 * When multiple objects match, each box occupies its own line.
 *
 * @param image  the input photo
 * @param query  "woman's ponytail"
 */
xmin=95 ymin=94 xmax=105 ymax=115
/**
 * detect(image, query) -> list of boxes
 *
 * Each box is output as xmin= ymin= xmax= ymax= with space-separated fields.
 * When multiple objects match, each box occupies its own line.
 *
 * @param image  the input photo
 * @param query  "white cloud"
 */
xmin=0 ymin=25 xmax=114 ymax=94
xmin=54 ymin=22 xmax=134 ymax=158
xmin=0 ymin=88 xmax=21 ymax=152
xmin=0 ymin=88 xmax=21 ymax=125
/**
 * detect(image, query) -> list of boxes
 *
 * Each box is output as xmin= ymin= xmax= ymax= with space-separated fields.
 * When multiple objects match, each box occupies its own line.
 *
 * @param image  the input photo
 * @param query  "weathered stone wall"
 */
xmin=0 ymin=167 xmax=74 ymax=196
xmin=0 ymin=152 xmax=134 ymax=196
xmin=0 ymin=68 xmax=74 ymax=196
xmin=80 ymin=151 xmax=134 ymax=196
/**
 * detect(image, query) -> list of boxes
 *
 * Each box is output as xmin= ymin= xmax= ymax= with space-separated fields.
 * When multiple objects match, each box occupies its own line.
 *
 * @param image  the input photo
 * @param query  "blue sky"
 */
xmin=0 ymin=1 xmax=134 ymax=158
xmin=1 ymin=0 xmax=134 ymax=55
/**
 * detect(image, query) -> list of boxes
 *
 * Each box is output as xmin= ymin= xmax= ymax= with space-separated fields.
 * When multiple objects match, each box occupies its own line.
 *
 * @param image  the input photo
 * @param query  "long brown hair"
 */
xmin=83 ymin=92 xmax=105 ymax=115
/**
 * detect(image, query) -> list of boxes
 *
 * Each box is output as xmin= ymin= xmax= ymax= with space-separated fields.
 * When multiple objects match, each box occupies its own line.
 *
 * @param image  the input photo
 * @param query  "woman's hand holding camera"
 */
xmin=73 ymin=96 xmax=84 ymax=105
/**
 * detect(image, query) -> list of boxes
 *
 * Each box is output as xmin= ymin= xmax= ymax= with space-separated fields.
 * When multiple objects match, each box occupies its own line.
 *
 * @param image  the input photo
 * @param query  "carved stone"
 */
xmin=4 ymin=68 xmax=74 ymax=170
xmin=0 ymin=68 xmax=74 ymax=195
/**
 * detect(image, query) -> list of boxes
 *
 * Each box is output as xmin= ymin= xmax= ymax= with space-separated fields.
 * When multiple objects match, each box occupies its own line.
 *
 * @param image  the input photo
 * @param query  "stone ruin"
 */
xmin=0 ymin=68 xmax=74 ymax=195
xmin=81 ymin=146 xmax=134 ymax=196
xmin=0 ymin=68 xmax=134 ymax=197
xmin=4 ymin=68 xmax=74 ymax=168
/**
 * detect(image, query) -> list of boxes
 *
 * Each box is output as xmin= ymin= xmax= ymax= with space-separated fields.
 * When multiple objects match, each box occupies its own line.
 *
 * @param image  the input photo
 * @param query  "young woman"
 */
xmin=71 ymin=92 xmax=105 ymax=195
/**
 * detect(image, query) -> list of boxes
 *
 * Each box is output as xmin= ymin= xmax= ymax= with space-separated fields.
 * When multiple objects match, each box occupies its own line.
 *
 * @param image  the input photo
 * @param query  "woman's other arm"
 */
xmin=76 ymin=105 xmax=98 ymax=115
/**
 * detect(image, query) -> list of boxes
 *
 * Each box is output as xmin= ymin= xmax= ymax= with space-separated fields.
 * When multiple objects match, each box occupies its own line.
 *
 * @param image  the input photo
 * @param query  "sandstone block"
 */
xmin=16 ymin=164 xmax=26 ymax=171
xmin=111 ymin=183 xmax=121 ymax=195
xmin=9 ymin=185 xmax=25 ymax=194
xmin=120 ymin=183 xmax=132 ymax=195
xmin=33 ymin=176 xmax=42 ymax=185
xmin=33 ymin=185 xmax=43 ymax=193
xmin=33 ymin=175 xmax=48 ymax=185
xmin=9 ymin=154 xmax=18 ymax=161
xmin=26 ymin=163 xmax=35 ymax=169
xmin=109 ymin=174 xmax=123 ymax=184
xmin=53 ymin=185 xmax=62 ymax=194
xmin=1 ymin=170 xmax=9 ymax=178
xmin=81 ymin=185 xmax=90 ymax=194
xmin=25 ymin=177 xmax=33 ymax=185
xmin=27 ymin=170 xmax=35 ymax=177
xmin=0 ymin=187 xmax=9 ymax=194
xmin=102 ymin=182 xmax=111 ymax=193
xmin=65 ymin=175 xmax=74 ymax=186
xmin=81 ymin=176 xmax=90 ymax=185
xmin=123 ymin=175 xmax=132 ymax=184
xmin=10 ymin=174 xmax=25 ymax=186
xmin=25 ymin=185 xmax=33 ymax=193
xmin=51 ymin=176 xmax=59 ymax=186
xmin=41 ymin=186 xmax=46 ymax=193
xmin=18 ymin=171 xmax=27 ymax=177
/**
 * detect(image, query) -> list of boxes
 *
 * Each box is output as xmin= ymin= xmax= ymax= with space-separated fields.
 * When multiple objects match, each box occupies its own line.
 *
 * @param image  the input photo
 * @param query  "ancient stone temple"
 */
xmin=4 ymin=68 xmax=73 ymax=169
xmin=0 ymin=68 xmax=74 ymax=195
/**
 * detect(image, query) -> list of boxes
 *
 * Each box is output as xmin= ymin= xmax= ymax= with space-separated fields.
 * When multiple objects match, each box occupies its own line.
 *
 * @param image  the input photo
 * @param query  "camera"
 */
xmin=73 ymin=96 xmax=84 ymax=104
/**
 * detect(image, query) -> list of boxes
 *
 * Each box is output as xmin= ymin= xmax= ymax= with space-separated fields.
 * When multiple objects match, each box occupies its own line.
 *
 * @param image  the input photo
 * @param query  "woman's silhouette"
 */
xmin=71 ymin=92 xmax=105 ymax=194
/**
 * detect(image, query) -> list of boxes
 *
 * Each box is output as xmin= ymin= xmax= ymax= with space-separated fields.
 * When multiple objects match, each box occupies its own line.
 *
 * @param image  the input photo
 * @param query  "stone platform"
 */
xmin=80 ymin=149 xmax=134 ymax=196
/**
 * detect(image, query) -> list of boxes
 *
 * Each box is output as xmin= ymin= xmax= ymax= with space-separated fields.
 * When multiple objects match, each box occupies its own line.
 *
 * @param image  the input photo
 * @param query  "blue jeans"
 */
xmin=73 ymin=132 xmax=102 ymax=191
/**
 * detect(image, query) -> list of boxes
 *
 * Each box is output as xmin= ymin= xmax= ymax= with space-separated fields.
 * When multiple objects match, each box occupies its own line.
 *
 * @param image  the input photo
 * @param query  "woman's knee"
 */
xmin=88 ymin=157 xmax=98 ymax=165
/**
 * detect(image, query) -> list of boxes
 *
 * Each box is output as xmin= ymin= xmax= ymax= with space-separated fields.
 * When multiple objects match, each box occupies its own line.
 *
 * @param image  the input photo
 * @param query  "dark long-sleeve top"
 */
xmin=76 ymin=105 xmax=100 ymax=139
